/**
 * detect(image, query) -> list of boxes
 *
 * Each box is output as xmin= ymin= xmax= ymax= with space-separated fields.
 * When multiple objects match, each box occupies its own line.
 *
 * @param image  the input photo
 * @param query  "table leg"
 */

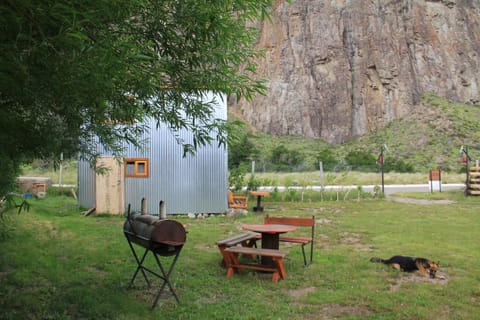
xmin=261 ymin=233 xmax=279 ymax=266
xmin=253 ymin=196 xmax=264 ymax=212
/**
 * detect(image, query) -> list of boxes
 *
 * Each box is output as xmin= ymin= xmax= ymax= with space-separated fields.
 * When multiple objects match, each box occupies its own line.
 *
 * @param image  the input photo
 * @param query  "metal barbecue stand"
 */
xmin=123 ymin=206 xmax=186 ymax=308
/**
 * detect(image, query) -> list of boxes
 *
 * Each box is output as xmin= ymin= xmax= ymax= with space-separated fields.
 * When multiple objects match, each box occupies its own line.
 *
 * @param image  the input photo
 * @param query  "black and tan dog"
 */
xmin=370 ymin=255 xmax=441 ymax=278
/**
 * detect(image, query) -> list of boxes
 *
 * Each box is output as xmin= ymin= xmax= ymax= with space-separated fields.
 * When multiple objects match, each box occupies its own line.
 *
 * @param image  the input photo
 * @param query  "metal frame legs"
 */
xmin=125 ymin=236 xmax=183 ymax=308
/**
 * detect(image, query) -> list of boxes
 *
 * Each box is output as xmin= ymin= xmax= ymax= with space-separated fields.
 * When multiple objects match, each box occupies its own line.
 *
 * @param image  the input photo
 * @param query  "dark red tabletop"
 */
xmin=242 ymin=224 xmax=297 ymax=234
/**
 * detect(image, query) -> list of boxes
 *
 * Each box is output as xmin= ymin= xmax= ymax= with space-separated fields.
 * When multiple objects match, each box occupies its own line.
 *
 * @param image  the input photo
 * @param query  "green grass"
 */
xmin=19 ymin=161 xmax=78 ymax=185
xmin=391 ymin=189 xmax=477 ymax=201
xmin=1 ymin=192 xmax=480 ymax=319
xmin=247 ymin=171 xmax=466 ymax=187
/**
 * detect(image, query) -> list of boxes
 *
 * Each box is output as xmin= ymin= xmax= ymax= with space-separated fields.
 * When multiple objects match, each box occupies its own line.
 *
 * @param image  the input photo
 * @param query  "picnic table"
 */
xmin=242 ymin=223 xmax=297 ymax=266
xmin=221 ymin=223 xmax=296 ymax=283
xmin=249 ymin=191 xmax=270 ymax=212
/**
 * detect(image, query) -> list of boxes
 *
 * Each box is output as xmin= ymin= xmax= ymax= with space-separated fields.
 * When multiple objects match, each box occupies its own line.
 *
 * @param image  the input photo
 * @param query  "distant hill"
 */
xmin=339 ymin=95 xmax=480 ymax=172
xmin=229 ymin=95 xmax=480 ymax=173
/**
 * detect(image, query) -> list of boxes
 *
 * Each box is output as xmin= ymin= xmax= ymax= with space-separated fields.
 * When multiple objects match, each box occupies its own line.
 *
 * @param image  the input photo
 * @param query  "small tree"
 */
xmin=269 ymin=145 xmax=304 ymax=171
xmin=228 ymin=168 xmax=246 ymax=192
xmin=316 ymin=148 xmax=337 ymax=171
xmin=228 ymin=129 xmax=259 ymax=169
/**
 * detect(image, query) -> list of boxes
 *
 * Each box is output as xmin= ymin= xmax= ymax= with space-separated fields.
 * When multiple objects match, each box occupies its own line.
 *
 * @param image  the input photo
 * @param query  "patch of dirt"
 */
xmin=302 ymin=304 xmax=374 ymax=320
xmin=298 ymin=207 xmax=341 ymax=214
xmin=339 ymin=232 xmax=375 ymax=252
xmin=389 ymin=272 xmax=449 ymax=291
xmin=288 ymin=288 xmax=373 ymax=319
xmin=288 ymin=286 xmax=317 ymax=299
xmin=339 ymin=232 xmax=361 ymax=245
xmin=316 ymin=218 xmax=332 ymax=225
xmin=387 ymin=196 xmax=455 ymax=205
xmin=315 ymin=233 xmax=331 ymax=251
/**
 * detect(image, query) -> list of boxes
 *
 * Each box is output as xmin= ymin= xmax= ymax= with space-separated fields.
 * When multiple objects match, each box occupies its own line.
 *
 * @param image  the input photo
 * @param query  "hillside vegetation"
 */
xmin=230 ymin=94 xmax=480 ymax=174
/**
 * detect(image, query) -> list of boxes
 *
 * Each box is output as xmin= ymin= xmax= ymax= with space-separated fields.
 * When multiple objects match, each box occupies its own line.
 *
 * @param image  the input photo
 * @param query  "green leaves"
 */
xmin=1 ymin=0 xmax=272 ymax=195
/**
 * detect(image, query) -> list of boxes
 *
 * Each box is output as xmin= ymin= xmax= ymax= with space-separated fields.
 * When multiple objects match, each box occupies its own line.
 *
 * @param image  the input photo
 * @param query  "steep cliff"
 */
xmin=232 ymin=0 xmax=480 ymax=144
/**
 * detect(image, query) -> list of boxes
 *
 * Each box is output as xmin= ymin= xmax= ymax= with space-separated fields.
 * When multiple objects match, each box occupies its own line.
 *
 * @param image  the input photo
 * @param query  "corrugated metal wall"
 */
xmin=78 ymin=159 xmax=96 ymax=209
xmin=78 ymin=92 xmax=228 ymax=214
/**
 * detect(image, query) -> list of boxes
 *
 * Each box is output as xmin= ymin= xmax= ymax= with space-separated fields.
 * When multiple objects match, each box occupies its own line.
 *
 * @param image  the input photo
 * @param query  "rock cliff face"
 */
xmin=233 ymin=0 xmax=480 ymax=144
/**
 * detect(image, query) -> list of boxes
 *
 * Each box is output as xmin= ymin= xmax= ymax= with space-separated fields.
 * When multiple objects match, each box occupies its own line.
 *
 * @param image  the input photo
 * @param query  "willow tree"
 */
xmin=0 ymin=0 xmax=271 ymax=196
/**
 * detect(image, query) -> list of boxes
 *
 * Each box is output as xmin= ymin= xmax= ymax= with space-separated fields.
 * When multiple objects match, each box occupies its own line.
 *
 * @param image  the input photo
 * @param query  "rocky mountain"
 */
xmin=232 ymin=0 xmax=480 ymax=144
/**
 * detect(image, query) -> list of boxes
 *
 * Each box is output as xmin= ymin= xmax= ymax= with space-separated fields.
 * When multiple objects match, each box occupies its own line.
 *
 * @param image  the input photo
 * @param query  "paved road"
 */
xmin=256 ymin=183 xmax=465 ymax=195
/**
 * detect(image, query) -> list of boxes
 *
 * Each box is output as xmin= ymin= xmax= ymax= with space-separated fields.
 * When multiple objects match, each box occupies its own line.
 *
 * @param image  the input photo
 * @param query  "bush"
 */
xmin=269 ymin=145 xmax=305 ymax=172
xmin=228 ymin=131 xmax=258 ymax=170
xmin=384 ymin=158 xmax=415 ymax=173
xmin=316 ymin=148 xmax=337 ymax=171
xmin=228 ymin=168 xmax=246 ymax=191
xmin=247 ymin=175 xmax=261 ymax=191
xmin=345 ymin=151 xmax=377 ymax=172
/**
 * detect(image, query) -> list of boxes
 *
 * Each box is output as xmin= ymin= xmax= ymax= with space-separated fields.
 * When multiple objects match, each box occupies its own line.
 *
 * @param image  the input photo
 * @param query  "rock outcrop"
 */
xmin=233 ymin=0 xmax=480 ymax=144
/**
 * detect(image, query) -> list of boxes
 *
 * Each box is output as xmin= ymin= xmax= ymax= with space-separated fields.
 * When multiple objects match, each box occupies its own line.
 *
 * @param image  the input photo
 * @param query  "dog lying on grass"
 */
xmin=370 ymin=255 xmax=444 ymax=279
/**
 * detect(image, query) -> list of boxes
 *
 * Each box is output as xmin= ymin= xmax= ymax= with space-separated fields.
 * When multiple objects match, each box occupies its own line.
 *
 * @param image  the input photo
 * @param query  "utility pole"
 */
xmin=381 ymin=147 xmax=384 ymax=194
xmin=378 ymin=145 xmax=387 ymax=194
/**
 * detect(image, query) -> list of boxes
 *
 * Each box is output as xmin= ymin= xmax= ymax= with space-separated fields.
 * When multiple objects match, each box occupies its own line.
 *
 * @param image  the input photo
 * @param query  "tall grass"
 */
xmin=247 ymin=171 xmax=465 ymax=187
xmin=19 ymin=161 xmax=467 ymax=190
xmin=1 ymin=192 xmax=479 ymax=319
xmin=20 ymin=161 xmax=77 ymax=185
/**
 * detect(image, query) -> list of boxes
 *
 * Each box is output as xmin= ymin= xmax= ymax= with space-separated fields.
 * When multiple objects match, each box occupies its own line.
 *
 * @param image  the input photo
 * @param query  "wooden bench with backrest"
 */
xmin=223 ymin=246 xmax=288 ymax=282
xmin=216 ymin=233 xmax=259 ymax=267
xmin=264 ymin=215 xmax=315 ymax=266
xmin=227 ymin=190 xmax=248 ymax=210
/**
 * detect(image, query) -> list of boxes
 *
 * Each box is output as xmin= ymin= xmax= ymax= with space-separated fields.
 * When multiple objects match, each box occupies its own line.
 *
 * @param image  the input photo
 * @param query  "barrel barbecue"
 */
xmin=123 ymin=211 xmax=186 ymax=308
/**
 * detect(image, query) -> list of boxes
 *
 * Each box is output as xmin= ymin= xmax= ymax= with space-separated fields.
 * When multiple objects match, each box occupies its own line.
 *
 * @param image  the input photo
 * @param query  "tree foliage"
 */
xmin=316 ymin=148 xmax=337 ymax=171
xmin=269 ymin=144 xmax=305 ymax=172
xmin=228 ymin=128 xmax=258 ymax=170
xmin=0 ymin=0 xmax=272 ymax=195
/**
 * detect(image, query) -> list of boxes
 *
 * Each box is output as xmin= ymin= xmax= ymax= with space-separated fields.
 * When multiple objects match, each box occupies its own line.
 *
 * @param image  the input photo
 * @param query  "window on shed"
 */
xmin=124 ymin=158 xmax=149 ymax=178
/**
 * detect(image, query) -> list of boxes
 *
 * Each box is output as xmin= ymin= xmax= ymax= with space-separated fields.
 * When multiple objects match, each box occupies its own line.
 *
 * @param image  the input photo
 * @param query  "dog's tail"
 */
xmin=370 ymin=257 xmax=385 ymax=263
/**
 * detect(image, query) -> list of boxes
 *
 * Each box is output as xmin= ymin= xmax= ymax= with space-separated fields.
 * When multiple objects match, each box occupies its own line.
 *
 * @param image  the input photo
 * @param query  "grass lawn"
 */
xmin=1 ymin=192 xmax=479 ymax=319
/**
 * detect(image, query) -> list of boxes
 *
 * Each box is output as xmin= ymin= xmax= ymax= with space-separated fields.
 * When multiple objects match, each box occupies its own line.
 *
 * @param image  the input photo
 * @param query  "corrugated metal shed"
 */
xmin=77 ymin=159 xmax=96 ymax=209
xmin=78 ymin=92 xmax=228 ymax=215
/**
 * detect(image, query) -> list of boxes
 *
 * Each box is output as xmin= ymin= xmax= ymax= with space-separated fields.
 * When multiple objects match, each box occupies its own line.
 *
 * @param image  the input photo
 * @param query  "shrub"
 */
xmin=247 ymin=175 xmax=261 ymax=191
xmin=316 ymin=148 xmax=337 ymax=171
xmin=345 ymin=151 xmax=377 ymax=172
xmin=228 ymin=168 xmax=246 ymax=191
xmin=269 ymin=145 xmax=305 ymax=172
xmin=384 ymin=158 xmax=415 ymax=173
xmin=228 ymin=131 xmax=258 ymax=170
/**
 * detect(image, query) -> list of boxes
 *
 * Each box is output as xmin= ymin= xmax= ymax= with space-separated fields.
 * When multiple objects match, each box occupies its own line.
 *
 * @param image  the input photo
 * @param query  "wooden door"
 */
xmin=95 ymin=157 xmax=124 ymax=214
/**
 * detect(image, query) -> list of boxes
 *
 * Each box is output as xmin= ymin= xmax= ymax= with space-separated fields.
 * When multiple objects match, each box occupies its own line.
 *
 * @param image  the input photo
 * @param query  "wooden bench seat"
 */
xmin=228 ymin=191 xmax=248 ymax=210
xmin=264 ymin=215 xmax=315 ymax=266
xmin=278 ymin=235 xmax=312 ymax=244
xmin=216 ymin=233 xmax=259 ymax=267
xmin=224 ymin=246 xmax=288 ymax=282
